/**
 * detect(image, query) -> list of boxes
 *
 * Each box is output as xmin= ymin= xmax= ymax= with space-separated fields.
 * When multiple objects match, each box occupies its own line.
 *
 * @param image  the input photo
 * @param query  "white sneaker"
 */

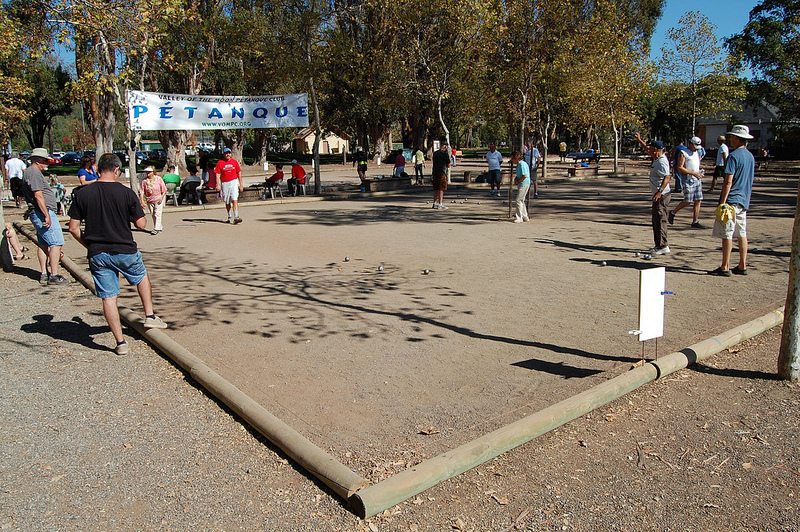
xmin=652 ymin=246 xmax=671 ymax=255
xmin=514 ymin=218 xmax=523 ymax=223
xmin=438 ymin=204 xmax=448 ymax=210
xmin=144 ymin=315 xmax=168 ymax=329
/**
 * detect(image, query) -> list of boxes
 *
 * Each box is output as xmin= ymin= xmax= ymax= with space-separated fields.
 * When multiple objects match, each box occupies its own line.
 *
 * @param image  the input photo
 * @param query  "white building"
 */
xmin=697 ymin=100 xmax=780 ymax=150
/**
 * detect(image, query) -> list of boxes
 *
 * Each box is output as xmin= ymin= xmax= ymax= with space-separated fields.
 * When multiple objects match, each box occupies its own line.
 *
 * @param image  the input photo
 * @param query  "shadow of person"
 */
xmin=21 ymin=314 xmax=111 ymax=352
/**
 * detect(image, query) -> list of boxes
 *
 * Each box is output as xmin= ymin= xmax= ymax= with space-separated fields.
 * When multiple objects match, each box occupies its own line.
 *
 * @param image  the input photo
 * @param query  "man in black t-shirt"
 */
xmin=431 ymin=141 xmax=451 ymax=209
xmin=353 ymin=149 xmax=369 ymax=183
xmin=68 ymin=153 xmax=168 ymax=356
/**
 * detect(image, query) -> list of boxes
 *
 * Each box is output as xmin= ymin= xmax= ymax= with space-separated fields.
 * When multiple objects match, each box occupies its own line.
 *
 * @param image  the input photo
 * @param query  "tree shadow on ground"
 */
xmin=142 ymin=248 xmax=621 ymax=379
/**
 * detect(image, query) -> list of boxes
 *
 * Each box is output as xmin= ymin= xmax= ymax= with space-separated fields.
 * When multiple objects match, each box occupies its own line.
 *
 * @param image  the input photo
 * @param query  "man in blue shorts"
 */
xmin=669 ymin=136 xmax=704 ymax=228
xmin=68 ymin=153 xmax=168 ymax=355
xmin=709 ymin=125 xmax=755 ymax=277
xmin=485 ymin=144 xmax=503 ymax=196
xmin=23 ymin=148 xmax=70 ymax=285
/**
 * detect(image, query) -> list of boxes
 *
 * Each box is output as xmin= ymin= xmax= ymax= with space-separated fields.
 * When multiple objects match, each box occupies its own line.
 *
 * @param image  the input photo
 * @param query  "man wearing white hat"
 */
xmin=709 ymin=125 xmax=755 ymax=277
xmin=23 ymin=148 xmax=70 ymax=285
xmin=669 ymin=136 xmax=705 ymax=228
xmin=708 ymin=135 xmax=729 ymax=192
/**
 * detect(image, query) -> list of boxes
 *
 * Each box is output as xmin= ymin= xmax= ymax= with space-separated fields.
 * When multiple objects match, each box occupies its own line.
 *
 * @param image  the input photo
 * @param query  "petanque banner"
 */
xmin=128 ymin=90 xmax=309 ymax=131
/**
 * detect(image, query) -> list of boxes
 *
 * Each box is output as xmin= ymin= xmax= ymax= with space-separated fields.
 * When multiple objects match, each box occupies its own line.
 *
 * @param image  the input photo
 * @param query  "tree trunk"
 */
xmin=310 ymin=75 xmax=322 ymax=195
xmin=612 ymin=113 xmax=619 ymax=174
xmin=778 ymin=181 xmax=800 ymax=381
xmin=252 ymin=129 xmax=269 ymax=167
xmin=159 ymin=130 xmax=189 ymax=176
xmin=437 ymin=92 xmax=451 ymax=183
xmin=127 ymin=131 xmax=141 ymax=191
xmin=221 ymin=130 xmax=246 ymax=162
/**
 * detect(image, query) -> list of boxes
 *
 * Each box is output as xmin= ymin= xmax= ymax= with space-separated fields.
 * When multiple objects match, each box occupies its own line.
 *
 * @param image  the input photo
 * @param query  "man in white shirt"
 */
xmin=4 ymin=152 xmax=26 ymax=207
xmin=485 ymin=144 xmax=503 ymax=196
xmin=522 ymin=141 xmax=542 ymax=198
xmin=669 ymin=136 xmax=704 ymax=228
xmin=708 ymin=135 xmax=729 ymax=192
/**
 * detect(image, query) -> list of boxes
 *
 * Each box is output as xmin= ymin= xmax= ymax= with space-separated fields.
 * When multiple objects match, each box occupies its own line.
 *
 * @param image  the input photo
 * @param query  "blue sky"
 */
xmin=649 ymin=0 xmax=760 ymax=57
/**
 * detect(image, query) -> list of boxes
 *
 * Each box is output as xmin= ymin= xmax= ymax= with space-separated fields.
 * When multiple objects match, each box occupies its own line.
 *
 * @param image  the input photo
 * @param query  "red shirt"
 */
xmin=267 ymin=169 xmax=284 ymax=184
xmin=291 ymin=164 xmax=306 ymax=184
xmin=214 ymin=158 xmax=241 ymax=183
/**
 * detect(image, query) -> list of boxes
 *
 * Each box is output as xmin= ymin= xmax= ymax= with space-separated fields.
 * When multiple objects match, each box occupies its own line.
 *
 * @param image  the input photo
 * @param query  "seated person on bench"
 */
xmin=178 ymin=165 xmax=203 ymax=205
xmin=287 ymin=160 xmax=306 ymax=196
xmin=262 ymin=164 xmax=284 ymax=199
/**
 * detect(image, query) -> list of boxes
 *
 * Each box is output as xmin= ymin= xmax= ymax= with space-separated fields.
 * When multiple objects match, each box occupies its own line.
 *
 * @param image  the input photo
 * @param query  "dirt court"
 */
xmin=52 ymin=167 xmax=797 ymax=471
xmin=2 ymin=161 xmax=799 ymax=530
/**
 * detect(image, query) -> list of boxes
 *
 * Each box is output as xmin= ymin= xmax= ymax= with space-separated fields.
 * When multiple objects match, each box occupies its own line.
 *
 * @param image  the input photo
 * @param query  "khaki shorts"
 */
xmin=712 ymin=204 xmax=747 ymax=239
xmin=432 ymin=173 xmax=448 ymax=191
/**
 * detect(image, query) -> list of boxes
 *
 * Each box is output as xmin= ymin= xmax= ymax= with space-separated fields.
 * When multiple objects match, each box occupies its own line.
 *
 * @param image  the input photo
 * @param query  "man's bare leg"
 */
xmin=102 ymin=296 xmax=124 ymax=343
xmin=136 ymin=274 xmax=156 ymax=316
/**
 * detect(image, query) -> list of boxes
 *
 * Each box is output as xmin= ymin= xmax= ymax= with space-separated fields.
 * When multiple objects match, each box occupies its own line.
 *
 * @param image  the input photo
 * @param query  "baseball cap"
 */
xmin=717 ymin=135 xmax=726 ymax=142
xmin=223 ymin=147 xmax=232 ymax=153
xmin=726 ymin=125 xmax=754 ymax=140
xmin=291 ymin=159 xmax=298 ymax=164
xmin=690 ymin=137 xmax=702 ymax=146
xmin=647 ymin=140 xmax=665 ymax=149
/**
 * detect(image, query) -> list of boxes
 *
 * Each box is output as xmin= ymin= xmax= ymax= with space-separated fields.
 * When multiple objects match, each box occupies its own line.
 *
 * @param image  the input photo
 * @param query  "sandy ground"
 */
xmin=1 ymin=157 xmax=798 ymax=530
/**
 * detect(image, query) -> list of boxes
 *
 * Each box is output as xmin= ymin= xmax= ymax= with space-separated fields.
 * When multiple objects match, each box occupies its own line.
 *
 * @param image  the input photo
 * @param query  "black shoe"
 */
xmin=731 ymin=266 xmax=748 ymax=276
xmin=668 ymin=211 xmax=675 ymax=225
xmin=708 ymin=267 xmax=732 ymax=277
xmin=690 ymin=222 xmax=703 ymax=229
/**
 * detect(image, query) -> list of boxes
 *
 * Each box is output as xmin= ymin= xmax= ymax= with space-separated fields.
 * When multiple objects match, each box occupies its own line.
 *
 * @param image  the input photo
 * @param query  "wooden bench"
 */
xmin=754 ymin=156 xmax=773 ymax=171
xmin=197 ymin=185 xmax=264 ymax=204
xmin=362 ymin=176 xmax=412 ymax=192
xmin=568 ymin=165 xmax=600 ymax=178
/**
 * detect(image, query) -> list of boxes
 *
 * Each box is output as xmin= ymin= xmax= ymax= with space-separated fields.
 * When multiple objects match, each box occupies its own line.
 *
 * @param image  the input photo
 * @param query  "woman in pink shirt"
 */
xmin=139 ymin=166 xmax=167 ymax=235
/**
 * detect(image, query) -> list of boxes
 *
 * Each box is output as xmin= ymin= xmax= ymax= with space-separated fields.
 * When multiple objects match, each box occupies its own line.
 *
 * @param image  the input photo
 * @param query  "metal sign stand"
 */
xmin=629 ymin=267 xmax=673 ymax=363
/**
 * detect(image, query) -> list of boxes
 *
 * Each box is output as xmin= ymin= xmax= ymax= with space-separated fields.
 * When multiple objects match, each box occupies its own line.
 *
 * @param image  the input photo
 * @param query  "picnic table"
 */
xmin=567 ymin=151 xmax=601 ymax=164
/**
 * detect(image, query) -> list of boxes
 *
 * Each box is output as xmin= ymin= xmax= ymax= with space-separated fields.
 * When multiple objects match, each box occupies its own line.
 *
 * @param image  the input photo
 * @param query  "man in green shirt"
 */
xmin=413 ymin=147 xmax=425 ymax=186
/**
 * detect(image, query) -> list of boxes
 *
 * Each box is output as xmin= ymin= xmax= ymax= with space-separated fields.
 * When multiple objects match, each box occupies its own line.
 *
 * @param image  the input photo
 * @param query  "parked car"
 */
xmin=112 ymin=150 xmax=129 ymax=163
xmin=149 ymin=149 xmax=166 ymax=160
xmin=48 ymin=154 xmax=62 ymax=165
xmin=60 ymin=152 xmax=81 ymax=165
xmin=136 ymin=151 xmax=148 ymax=164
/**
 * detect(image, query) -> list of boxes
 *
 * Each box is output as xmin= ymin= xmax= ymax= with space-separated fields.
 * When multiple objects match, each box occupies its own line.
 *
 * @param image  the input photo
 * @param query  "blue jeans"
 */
xmin=30 ymin=210 xmax=65 ymax=247
xmin=89 ymin=251 xmax=147 ymax=298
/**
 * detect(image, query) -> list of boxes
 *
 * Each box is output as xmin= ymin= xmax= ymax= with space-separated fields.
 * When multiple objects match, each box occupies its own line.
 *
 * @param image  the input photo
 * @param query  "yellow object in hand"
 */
xmin=714 ymin=203 xmax=735 ymax=223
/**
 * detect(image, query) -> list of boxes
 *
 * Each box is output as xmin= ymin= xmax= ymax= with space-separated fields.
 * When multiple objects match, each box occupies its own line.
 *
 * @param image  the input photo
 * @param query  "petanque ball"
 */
xmin=378 ymin=266 xmax=384 ymax=271
xmin=344 ymin=257 xmax=350 ymax=262
xmin=423 ymin=269 xmax=430 ymax=275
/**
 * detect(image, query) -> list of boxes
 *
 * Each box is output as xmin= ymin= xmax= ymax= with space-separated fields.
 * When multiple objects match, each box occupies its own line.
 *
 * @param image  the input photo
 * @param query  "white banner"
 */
xmin=128 ymin=90 xmax=309 ymax=131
